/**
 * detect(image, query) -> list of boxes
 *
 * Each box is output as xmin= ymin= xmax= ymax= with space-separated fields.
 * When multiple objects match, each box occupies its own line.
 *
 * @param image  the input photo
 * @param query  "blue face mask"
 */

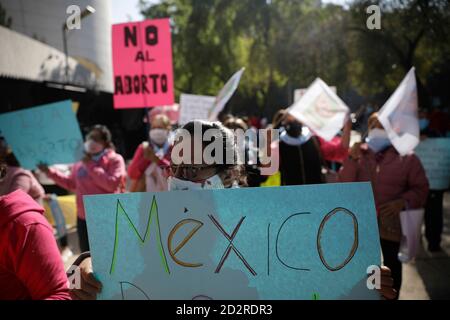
xmin=91 ymin=150 xmax=106 ymax=162
xmin=419 ymin=119 xmax=429 ymax=131
xmin=367 ymin=129 xmax=391 ymax=153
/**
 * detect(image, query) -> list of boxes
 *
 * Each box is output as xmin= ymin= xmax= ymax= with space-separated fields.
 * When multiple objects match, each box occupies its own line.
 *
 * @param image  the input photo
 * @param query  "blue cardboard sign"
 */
xmin=0 ymin=100 xmax=84 ymax=169
xmin=84 ymin=183 xmax=381 ymax=300
xmin=415 ymin=138 xmax=450 ymax=190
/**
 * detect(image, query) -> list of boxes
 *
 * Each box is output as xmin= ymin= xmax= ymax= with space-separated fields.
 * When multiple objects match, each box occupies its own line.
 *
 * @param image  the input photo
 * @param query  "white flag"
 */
xmin=208 ymin=68 xmax=245 ymax=121
xmin=378 ymin=67 xmax=419 ymax=156
xmin=288 ymin=78 xmax=349 ymax=141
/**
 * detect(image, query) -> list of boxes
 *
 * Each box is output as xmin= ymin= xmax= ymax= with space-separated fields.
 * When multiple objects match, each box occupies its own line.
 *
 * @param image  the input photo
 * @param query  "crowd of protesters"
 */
xmin=1 ymin=102 xmax=449 ymax=300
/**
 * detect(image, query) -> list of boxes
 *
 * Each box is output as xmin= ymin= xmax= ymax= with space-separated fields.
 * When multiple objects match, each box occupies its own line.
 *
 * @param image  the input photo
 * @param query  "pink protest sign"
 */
xmin=112 ymin=19 xmax=174 ymax=109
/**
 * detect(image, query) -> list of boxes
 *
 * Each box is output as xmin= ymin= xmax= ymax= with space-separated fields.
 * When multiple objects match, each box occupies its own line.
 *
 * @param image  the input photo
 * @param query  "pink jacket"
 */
xmin=338 ymin=145 xmax=429 ymax=242
xmin=47 ymin=149 xmax=126 ymax=220
xmin=0 ymin=167 xmax=45 ymax=203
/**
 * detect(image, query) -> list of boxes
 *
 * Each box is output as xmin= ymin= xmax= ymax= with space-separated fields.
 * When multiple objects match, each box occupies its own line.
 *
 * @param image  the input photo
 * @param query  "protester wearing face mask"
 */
xmin=68 ymin=121 xmax=396 ymax=300
xmin=128 ymin=114 xmax=173 ymax=192
xmin=339 ymin=113 xmax=429 ymax=298
xmin=68 ymin=120 xmax=246 ymax=300
xmin=418 ymin=110 xmax=430 ymax=135
xmin=278 ymin=114 xmax=325 ymax=186
xmin=168 ymin=120 xmax=245 ymax=190
xmin=273 ymin=110 xmax=351 ymax=186
xmin=38 ymin=125 xmax=126 ymax=252
xmin=0 ymin=159 xmax=71 ymax=300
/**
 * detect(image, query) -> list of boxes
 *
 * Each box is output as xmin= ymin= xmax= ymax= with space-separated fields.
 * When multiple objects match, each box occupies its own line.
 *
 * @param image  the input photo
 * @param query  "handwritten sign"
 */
xmin=112 ymin=18 xmax=174 ymax=109
xmin=208 ymin=68 xmax=245 ymax=121
xmin=415 ymin=138 xmax=450 ymax=190
xmin=289 ymin=79 xmax=349 ymax=141
xmin=84 ymin=183 xmax=381 ymax=300
xmin=0 ymin=100 xmax=84 ymax=170
xmin=294 ymin=87 xmax=336 ymax=103
xmin=179 ymin=94 xmax=216 ymax=125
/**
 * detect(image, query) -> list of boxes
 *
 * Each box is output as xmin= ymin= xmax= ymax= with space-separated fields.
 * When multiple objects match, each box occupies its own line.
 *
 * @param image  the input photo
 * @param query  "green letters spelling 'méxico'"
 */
xmin=109 ymin=196 xmax=170 ymax=275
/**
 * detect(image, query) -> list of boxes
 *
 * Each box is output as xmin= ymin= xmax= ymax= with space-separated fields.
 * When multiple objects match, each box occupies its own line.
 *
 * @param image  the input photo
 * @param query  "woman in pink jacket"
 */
xmin=339 ymin=113 xmax=429 ymax=299
xmin=39 ymin=125 xmax=126 ymax=252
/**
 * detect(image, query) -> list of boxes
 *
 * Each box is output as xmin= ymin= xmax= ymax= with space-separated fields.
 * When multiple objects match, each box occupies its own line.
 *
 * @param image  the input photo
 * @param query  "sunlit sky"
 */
xmin=111 ymin=0 xmax=145 ymax=24
xmin=111 ymin=0 xmax=348 ymax=24
xmin=322 ymin=0 xmax=347 ymax=4
xmin=322 ymin=0 xmax=349 ymax=8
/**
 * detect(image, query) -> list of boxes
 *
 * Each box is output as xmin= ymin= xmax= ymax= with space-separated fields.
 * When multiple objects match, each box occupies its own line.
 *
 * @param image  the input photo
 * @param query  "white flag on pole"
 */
xmin=287 ymin=78 xmax=349 ymax=141
xmin=378 ymin=67 xmax=419 ymax=156
xmin=208 ymin=68 xmax=245 ymax=121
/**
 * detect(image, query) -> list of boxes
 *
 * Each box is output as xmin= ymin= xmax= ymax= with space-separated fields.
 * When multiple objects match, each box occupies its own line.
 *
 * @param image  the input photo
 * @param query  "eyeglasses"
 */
xmin=170 ymin=164 xmax=219 ymax=181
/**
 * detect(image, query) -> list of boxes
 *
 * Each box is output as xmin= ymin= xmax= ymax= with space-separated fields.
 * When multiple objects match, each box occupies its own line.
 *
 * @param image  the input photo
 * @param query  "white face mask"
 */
xmin=168 ymin=175 xmax=225 ymax=191
xmin=149 ymin=129 xmax=169 ymax=145
xmin=84 ymin=140 xmax=104 ymax=155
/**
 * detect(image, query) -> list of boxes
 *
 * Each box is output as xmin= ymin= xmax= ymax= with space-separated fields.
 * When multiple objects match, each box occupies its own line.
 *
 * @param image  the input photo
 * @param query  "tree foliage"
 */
xmin=139 ymin=0 xmax=450 ymax=117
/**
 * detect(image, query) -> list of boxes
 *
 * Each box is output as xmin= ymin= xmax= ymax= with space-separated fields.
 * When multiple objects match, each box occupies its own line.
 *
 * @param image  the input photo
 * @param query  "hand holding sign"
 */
xmin=288 ymin=79 xmax=349 ymax=141
xmin=37 ymin=163 xmax=50 ymax=174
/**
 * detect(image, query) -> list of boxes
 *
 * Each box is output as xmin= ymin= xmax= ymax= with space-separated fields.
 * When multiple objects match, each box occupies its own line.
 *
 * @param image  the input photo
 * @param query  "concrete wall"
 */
xmin=1 ymin=0 xmax=113 ymax=92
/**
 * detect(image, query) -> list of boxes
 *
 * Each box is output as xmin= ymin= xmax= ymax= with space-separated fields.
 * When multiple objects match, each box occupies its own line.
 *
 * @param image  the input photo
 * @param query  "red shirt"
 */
xmin=128 ymin=143 xmax=171 ymax=180
xmin=0 ymin=190 xmax=70 ymax=300
xmin=318 ymin=136 xmax=349 ymax=163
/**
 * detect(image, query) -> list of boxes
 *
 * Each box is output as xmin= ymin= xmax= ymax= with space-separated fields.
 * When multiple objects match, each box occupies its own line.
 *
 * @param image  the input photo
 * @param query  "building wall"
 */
xmin=1 ymin=0 xmax=113 ymax=92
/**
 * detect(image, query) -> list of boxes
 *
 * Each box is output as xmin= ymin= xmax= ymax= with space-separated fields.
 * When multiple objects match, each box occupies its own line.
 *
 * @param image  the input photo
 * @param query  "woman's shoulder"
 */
xmin=6 ymin=167 xmax=36 ymax=183
xmin=403 ymin=151 xmax=423 ymax=165
xmin=8 ymin=166 xmax=31 ymax=176
xmin=384 ymin=148 xmax=422 ymax=169
xmin=132 ymin=142 xmax=149 ymax=156
xmin=104 ymin=149 xmax=126 ymax=164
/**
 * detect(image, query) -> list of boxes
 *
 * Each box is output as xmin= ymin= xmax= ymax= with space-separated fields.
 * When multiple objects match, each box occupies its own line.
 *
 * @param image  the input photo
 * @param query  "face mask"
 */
xmin=168 ymin=175 xmax=225 ymax=191
xmin=91 ymin=151 xmax=106 ymax=162
xmin=84 ymin=140 xmax=104 ymax=155
xmin=419 ymin=119 xmax=429 ymax=131
xmin=149 ymin=129 xmax=169 ymax=145
xmin=284 ymin=122 xmax=302 ymax=138
xmin=367 ymin=128 xmax=391 ymax=153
